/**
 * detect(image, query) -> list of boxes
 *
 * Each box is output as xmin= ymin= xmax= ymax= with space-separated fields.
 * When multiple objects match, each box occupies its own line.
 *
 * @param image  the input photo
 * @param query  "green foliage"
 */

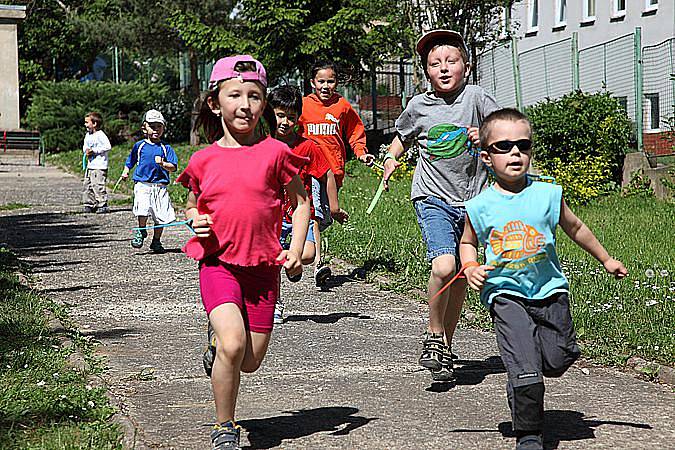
xmin=0 ymin=248 xmax=121 ymax=447
xmin=526 ymin=91 xmax=633 ymax=203
xmin=537 ymin=156 xmax=615 ymax=205
xmin=25 ymin=81 xmax=173 ymax=152
xmin=622 ymin=169 xmax=655 ymax=198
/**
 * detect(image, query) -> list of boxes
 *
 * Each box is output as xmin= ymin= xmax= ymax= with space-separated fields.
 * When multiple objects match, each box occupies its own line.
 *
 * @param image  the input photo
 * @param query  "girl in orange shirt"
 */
xmin=300 ymin=60 xmax=374 ymax=285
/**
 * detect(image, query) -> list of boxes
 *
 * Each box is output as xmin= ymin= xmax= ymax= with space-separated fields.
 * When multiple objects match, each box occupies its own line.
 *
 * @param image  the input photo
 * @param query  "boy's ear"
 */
xmin=464 ymin=62 xmax=472 ymax=79
xmin=480 ymin=149 xmax=492 ymax=167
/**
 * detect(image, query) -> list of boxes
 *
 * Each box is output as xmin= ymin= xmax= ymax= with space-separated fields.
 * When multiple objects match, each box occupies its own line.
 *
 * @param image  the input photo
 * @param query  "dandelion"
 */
xmin=655 ymin=346 xmax=660 ymax=351
xmin=88 ymin=400 xmax=95 ymax=408
xmin=52 ymin=373 xmax=59 ymax=379
xmin=36 ymin=380 xmax=45 ymax=387
xmin=645 ymin=269 xmax=655 ymax=278
xmin=645 ymin=300 xmax=658 ymax=307
xmin=660 ymin=270 xmax=669 ymax=277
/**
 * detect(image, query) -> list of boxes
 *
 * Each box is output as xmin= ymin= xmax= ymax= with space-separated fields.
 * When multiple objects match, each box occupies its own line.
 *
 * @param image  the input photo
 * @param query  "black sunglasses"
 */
xmin=488 ymin=139 xmax=533 ymax=153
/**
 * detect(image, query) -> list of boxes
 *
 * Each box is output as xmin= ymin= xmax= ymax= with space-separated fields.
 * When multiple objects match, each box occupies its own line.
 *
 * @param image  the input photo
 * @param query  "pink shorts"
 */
xmin=199 ymin=258 xmax=280 ymax=333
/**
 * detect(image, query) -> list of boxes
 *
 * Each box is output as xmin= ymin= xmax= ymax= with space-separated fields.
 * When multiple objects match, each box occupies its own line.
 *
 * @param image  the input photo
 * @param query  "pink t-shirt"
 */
xmin=176 ymin=136 xmax=308 ymax=266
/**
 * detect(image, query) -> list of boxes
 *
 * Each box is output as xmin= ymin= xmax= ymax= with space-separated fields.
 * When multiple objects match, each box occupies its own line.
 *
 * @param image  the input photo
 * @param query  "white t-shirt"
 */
xmin=83 ymin=130 xmax=111 ymax=170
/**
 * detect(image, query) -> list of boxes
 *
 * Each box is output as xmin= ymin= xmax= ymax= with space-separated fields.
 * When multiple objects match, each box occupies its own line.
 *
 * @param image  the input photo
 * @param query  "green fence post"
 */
xmin=634 ymin=27 xmax=643 ymax=152
xmin=511 ymin=35 xmax=523 ymax=111
xmin=572 ymin=32 xmax=580 ymax=91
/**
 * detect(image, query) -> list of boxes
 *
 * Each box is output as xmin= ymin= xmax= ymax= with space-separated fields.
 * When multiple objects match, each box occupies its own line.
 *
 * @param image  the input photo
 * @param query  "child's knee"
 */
xmin=215 ymin=338 xmax=245 ymax=365
xmin=543 ymin=347 xmax=580 ymax=378
xmin=431 ymin=255 xmax=457 ymax=280
xmin=240 ymin=356 xmax=263 ymax=373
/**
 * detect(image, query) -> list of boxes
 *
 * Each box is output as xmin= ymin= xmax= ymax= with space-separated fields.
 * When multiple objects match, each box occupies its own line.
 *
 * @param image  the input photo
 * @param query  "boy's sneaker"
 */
xmin=431 ymin=348 xmax=455 ymax=382
xmin=419 ymin=331 xmax=446 ymax=371
xmin=515 ymin=432 xmax=544 ymax=450
xmin=314 ymin=263 xmax=331 ymax=286
xmin=83 ymin=206 xmax=95 ymax=213
xmin=273 ymin=301 xmax=285 ymax=324
xmin=96 ymin=205 xmax=110 ymax=214
xmin=149 ymin=240 xmax=165 ymax=254
xmin=203 ymin=322 xmax=216 ymax=377
xmin=210 ymin=421 xmax=241 ymax=450
xmin=131 ymin=229 xmax=147 ymax=249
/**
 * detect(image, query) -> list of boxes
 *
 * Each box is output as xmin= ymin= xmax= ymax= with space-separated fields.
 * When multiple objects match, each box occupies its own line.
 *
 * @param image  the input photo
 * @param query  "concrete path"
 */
xmin=0 ymin=160 xmax=673 ymax=449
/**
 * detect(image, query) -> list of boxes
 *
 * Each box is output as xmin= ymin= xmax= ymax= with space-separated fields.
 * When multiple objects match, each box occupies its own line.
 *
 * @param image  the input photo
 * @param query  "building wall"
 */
xmin=510 ymin=0 xmax=674 ymax=51
xmin=0 ymin=5 xmax=26 ymax=131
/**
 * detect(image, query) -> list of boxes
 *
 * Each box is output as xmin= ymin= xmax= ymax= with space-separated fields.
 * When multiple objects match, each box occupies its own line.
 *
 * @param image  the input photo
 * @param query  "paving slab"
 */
xmin=0 ymin=159 xmax=673 ymax=449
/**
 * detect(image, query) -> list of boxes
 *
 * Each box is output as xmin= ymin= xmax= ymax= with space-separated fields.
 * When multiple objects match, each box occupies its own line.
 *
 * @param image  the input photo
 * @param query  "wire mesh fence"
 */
xmin=477 ymin=41 xmax=518 ymax=109
xmin=642 ymin=39 xmax=675 ymax=156
xmin=519 ymin=37 xmax=574 ymax=107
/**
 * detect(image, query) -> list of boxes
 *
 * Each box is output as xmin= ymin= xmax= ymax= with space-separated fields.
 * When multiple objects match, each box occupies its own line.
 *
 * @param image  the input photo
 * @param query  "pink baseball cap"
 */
xmin=208 ymin=55 xmax=267 ymax=89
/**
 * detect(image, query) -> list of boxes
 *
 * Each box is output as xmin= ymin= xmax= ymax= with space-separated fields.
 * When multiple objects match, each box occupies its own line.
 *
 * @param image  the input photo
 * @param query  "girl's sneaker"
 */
xmin=131 ymin=229 xmax=147 ymax=248
xmin=149 ymin=239 xmax=165 ymax=254
xmin=210 ymin=421 xmax=241 ymax=450
xmin=273 ymin=301 xmax=285 ymax=324
xmin=419 ymin=331 xmax=446 ymax=371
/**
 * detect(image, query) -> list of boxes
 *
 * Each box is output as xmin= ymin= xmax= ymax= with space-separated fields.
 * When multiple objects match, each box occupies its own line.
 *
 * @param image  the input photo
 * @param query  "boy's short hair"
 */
xmin=268 ymin=85 xmax=303 ymax=116
xmin=416 ymin=29 xmax=470 ymax=69
xmin=86 ymin=112 xmax=103 ymax=128
xmin=479 ymin=108 xmax=532 ymax=147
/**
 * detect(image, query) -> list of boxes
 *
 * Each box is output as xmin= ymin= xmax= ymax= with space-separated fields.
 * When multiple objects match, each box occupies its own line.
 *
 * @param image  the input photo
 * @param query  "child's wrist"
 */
xmin=384 ymin=152 xmax=397 ymax=162
xmin=462 ymin=261 xmax=480 ymax=270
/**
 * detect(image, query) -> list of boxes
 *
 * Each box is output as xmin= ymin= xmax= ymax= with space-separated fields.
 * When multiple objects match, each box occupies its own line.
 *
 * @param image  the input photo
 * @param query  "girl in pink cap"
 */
xmin=177 ymin=55 xmax=310 ymax=450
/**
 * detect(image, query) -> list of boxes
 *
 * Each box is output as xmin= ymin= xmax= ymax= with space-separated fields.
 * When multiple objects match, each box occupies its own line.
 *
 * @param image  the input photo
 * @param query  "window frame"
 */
xmin=644 ymin=93 xmax=660 ymax=130
xmin=554 ymin=0 xmax=567 ymax=28
xmin=527 ymin=0 xmax=539 ymax=33
xmin=643 ymin=0 xmax=658 ymax=13
xmin=581 ymin=0 xmax=596 ymax=23
xmin=612 ymin=0 xmax=627 ymax=19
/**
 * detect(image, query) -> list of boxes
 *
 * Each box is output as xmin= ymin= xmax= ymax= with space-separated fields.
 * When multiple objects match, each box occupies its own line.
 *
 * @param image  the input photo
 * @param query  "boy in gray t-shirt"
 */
xmin=382 ymin=29 xmax=499 ymax=382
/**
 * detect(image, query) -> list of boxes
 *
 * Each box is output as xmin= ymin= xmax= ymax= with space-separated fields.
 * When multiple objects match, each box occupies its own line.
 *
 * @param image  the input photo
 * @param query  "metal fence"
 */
xmin=474 ymin=28 xmax=675 ymax=157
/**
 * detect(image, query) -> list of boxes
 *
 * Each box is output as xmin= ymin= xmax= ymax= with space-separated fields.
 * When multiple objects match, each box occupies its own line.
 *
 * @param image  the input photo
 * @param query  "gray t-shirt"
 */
xmin=396 ymin=84 xmax=499 ymax=206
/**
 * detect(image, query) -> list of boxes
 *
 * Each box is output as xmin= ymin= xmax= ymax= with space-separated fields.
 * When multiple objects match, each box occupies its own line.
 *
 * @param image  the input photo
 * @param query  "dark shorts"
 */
xmin=413 ymin=196 xmax=466 ymax=262
xmin=199 ymin=258 xmax=280 ymax=334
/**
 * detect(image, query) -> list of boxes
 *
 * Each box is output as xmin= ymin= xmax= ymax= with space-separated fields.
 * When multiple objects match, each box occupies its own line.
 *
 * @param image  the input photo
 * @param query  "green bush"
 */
xmin=25 ymin=81 xmax=191 ymax=152
xmin=526 ymin=91 xmax=633 ymax=203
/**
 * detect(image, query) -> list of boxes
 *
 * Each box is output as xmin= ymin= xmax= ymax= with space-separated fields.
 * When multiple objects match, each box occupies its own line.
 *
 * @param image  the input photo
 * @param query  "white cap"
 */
xmin=144 ymin=109 xmax=166 ymax=125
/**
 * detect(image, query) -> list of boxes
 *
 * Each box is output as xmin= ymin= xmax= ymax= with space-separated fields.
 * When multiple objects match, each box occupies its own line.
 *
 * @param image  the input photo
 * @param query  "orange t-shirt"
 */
xmin=299 ymin=93 xmax=367 ymax=186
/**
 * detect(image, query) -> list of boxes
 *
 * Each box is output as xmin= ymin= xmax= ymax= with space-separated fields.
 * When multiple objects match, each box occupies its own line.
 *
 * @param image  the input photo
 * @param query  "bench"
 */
xmin=0 ymin=130 xmax=44 ymax=165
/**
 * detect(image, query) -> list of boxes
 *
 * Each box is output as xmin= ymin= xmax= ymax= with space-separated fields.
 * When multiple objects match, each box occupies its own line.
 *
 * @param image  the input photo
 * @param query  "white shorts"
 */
xmin=133 ymin=182 xmax=176 ymax=224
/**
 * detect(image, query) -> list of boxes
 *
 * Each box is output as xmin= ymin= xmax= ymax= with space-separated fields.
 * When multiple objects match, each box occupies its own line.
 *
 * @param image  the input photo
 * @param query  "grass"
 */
xmin=0 ymin=248 xmax=122 ymax=448
xmin=325 ymin=161 xmax=675 ymax=367
xmin=47 ymin=143 xmax=200 ymax=207
xmin=0 ymin=203 xmax=30 ymax=211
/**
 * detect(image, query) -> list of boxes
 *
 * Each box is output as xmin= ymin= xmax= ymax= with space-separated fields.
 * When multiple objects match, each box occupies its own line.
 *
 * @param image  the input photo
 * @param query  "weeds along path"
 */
xmin=0 ymin=160 xmax=674 ymax=449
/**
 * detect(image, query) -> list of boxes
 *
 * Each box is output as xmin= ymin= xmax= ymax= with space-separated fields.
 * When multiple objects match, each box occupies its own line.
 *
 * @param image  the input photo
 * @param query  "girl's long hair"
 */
xmin=193 ymin=84 xmax=277 ymax=144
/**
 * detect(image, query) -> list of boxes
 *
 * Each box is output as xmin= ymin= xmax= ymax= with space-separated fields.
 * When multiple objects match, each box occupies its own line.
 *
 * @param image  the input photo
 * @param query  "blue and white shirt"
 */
xmin=125 ymin=139 xmax=178 ymax=184
xmin=465 ymin=181 xmax=569 ymax=307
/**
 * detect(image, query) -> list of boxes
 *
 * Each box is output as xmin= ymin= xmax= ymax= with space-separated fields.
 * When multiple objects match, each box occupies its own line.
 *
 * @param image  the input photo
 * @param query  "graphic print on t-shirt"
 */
xmin=489 ymin=220 xmax=545 ymax=260
xmin=426 ymin=124 xmax=470 ymax=161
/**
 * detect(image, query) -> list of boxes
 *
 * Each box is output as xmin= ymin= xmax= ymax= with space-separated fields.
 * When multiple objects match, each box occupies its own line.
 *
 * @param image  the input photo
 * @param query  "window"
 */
xmin=555 ymin=0 xmax=567 ymax=27
xmin=612 ymin=0 xmax=626 ymax=17
xmin=527 ymin=0 xmax=539 ymax=31
xmin=616 ymin=96 xmax=628 ymax=113
xmin=644 ymin=0 xmax=658 ymax=13
xmin=582 ymin=0 xmax=596 ymax=21
xmin=645 ymin=94 xmax=660 ymax=130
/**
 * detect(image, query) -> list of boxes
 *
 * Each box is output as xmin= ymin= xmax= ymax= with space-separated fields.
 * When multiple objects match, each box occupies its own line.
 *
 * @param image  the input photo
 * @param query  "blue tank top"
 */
xmin=464 ymin=181 xmax=569 ymax=307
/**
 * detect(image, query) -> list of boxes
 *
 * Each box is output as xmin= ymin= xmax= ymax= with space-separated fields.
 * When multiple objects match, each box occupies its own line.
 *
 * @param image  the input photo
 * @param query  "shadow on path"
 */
xmin=238 ymin=406 xmax=377 ymax=449
xmin=284 ymin=312 xmax=373 ymax=324
xmin=451 ymin=410 xmax=652 ymax=449
xmin=425 ymin=356 xmax=506 ymax=392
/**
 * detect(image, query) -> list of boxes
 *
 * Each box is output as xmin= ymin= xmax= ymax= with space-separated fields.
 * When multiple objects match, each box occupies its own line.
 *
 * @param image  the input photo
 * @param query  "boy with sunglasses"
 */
xmin=383 ymin=29 xmax=499 ymax=382
xmin=460 ymin=108 xmax=627 ymax=450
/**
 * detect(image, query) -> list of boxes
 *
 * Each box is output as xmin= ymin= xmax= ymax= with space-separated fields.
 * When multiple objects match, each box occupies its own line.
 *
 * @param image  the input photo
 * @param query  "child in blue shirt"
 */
xmin=121 ymin=109 xmax=178 ymax=253
xmin=460 ymin=108 xmax=627 ymax=450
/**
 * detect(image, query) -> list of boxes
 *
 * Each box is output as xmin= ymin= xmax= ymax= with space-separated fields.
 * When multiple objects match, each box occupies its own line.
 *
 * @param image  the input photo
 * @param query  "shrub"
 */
xmin=25 ymin=81 xmax=190 ymax=152
xmin=526 ymin=91 xmax=633 ymax=202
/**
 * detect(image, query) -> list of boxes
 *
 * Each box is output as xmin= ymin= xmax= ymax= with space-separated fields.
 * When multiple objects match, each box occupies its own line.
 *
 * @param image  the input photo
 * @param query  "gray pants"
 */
xmin=491 ymin=293 xmax=580 ymax=432
xmin=83 ymin=168 xmax=108 ymax=209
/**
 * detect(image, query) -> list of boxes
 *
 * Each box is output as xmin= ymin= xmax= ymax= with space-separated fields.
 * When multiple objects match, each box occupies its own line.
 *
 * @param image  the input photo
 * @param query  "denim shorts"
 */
xmin=280 ymin=219 xmax=316 ymax=250
xmin=413 ymin=196 xmax=466 ymax=262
